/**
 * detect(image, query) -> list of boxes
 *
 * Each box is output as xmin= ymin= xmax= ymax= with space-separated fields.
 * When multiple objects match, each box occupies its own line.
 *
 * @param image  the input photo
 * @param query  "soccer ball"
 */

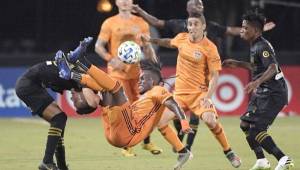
xmin=118 ymin=41 xmax=142 ymax=64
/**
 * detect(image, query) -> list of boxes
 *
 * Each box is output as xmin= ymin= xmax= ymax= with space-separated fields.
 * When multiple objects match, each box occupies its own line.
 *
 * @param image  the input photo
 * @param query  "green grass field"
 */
xmin=1 ymin=117 xmax=299 ymax=170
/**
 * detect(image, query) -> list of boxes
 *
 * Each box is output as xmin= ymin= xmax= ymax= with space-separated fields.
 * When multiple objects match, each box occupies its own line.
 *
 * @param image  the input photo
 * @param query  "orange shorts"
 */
xmin=112 ymin=77 xmax=139 ymax=103
xmin=174 ymin=92 xmax=218 ymax=118
xmin=101 ymin=102 xmax=165 ymax=148
xmin=101 ymin=102 xmax=133 ymax=147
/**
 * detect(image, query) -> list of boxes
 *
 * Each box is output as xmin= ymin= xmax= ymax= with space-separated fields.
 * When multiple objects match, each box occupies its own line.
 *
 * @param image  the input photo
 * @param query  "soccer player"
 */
xmin=95 ymin=0 xmax=161 ymax=156
xmin=56 ymin=43 xmax=193 ymax=170
xmin=15 ymin=38 xmax=95 ymax=170
xmin=132 ymin=0 xmax=275 ymax=151
xmin=141 ymin=13 xmax=242 ymax=168
xmin=223 ymin=10 xmax=294 ymax=170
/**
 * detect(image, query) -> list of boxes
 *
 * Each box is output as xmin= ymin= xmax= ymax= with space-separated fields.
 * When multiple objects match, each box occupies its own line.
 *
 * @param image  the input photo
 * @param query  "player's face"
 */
xmin=240 ymin=20 xmax=256 ymax=42
xmin=139 ymin=71 xmax=154 ymax=94
xmin=187 ymin=0 xmax=204 ymax=15
xmin=116 ymin=0 xmax=133 ymax=11
xmin=187 ymin=17 xmax=205 ymax=41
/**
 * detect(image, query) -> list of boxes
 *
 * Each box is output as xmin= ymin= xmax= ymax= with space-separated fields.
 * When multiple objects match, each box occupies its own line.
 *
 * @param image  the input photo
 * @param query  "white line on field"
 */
xmin=11 ymin=118 xmax=48 ymax=126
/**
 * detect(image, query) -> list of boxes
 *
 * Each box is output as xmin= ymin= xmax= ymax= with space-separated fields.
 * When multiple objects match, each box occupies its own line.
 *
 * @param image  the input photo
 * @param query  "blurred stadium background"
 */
xmin=0 ymin=0 xmax=299 ymax=170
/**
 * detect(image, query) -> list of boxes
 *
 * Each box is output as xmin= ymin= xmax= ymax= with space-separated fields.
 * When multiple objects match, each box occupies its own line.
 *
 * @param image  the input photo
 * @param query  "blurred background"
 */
xmin=0 ymin=0 xmax=299 ymax=117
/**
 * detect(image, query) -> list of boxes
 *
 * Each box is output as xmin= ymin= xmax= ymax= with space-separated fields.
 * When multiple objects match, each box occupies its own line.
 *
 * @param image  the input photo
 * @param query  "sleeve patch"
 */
xmin=262 ymin=51 xmax=270 ymax=58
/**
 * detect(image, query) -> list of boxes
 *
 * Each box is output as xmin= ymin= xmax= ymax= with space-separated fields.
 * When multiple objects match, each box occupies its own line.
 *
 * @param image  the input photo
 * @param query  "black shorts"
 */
xmin=240 ymin=89 xmax=287 ymax=126
xmin=15 ymin=76 xmax=54 ymax=116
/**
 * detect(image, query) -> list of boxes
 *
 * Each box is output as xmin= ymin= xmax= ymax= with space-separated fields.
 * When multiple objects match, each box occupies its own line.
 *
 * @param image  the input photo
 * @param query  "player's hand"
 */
xmin=200 ymin=97 xmax=213 ymax=109
xmin=222 ymin=59 xmax=239 ymax=68
xmin=263 ymin=22 xmax=276 ymax=32
xmin=179 ymin=119 xmax=194 ymax=134
xmin=140 ymin=34 xmax=151 ymax=44
xmin=245 ymin=80 xmax=260 ymax=94
xmin=131 ymin=4 xmax=141 ymax=14
xmin=109 ymin=57 xmax=126 ymax=71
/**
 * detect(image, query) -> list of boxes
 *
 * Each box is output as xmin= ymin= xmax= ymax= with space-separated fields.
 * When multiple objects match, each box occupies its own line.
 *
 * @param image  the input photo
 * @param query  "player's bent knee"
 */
xmin=202 ymin=112 xmax=217 ymax=128
xmin=240 ymin=121 xmax=250 ymax=133
xmin=51 ymin=113 xmax=67 ymax=129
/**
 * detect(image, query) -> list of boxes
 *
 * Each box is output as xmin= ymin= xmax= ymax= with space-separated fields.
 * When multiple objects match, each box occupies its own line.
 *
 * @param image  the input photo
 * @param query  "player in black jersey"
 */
xmin=132 ymin=0 xmax=276 ymax=152
xmin=222 ymin=10 xmax=294 ymax=170
xmin=15 ymin=37 xmax=94 ymax=170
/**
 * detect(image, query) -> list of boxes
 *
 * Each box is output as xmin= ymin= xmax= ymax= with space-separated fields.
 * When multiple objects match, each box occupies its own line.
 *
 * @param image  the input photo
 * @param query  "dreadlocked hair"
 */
xmin=242 ymin=9 xmax=266 ymax=31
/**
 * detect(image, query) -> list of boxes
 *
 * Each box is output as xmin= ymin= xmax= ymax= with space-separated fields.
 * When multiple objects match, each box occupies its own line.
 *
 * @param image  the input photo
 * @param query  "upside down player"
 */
xmin=15 ymin=38 xmax=95 ymax=170
xmin=132 ymin=0 xmax=276 ymax=152
xmin=142 ymin=13 xmax=242 ymax=168
xmin=223 ymin=10 xmax=294 ymax=170
xmin=95 ymin=0 xmax=161 ymax=156
xmin=56 ymin=41 xmax=194 ymax=170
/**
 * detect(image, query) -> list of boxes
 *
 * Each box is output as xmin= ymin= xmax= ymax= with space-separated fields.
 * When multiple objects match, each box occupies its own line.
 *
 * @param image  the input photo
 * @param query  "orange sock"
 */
xmin=159 ymin=125 xmax=185 ymax=152
xmin=87 ymin=65 xmax=121 ymax=93
xmin=209 ymin=122 xmax=230 ymax=151
xmin=80 ymin=75 xmax=104 ymax=91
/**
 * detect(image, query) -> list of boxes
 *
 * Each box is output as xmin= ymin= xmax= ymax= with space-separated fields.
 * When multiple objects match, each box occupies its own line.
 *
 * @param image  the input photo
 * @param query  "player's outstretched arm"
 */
xmin=132 ymin=4 xmax=165 ymax=28
xmin=164 ymin=97 xmax=193 ymax=134
xmin=222 ymin=59 xmax=253 ymax=70
xmin=226 ymin=22 xmax=276 ymax=36
xmin=140 ymin=34 xmax=175 ymax=49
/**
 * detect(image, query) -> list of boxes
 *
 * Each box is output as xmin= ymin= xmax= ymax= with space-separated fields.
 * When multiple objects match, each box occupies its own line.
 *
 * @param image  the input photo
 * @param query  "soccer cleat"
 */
xmin=142 ymin=143 xmax=163 ymax=155
xmin=226 ymin=150 xmax=242 ymax=168
xmin=55 ymin=51 xmax=71 ymax=80
xmin=38 ymin=162 xmax=59 ymax=170
xmin=249 ymin=158 xmax=271 ymax=170
xmin=173 ymin=150 xmax=193 ymax=170
xmin=67 ymin=37 xmax=93 ymax=63
xmin=121 ymin=147 xmax=136 ymax=157
xmin=275 ymin=156 xmax=294 ymax=170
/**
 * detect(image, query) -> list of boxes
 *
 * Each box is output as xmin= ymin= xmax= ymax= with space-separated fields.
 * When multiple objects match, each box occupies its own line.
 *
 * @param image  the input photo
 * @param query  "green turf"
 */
xmin=0 ymin=117 xmax=299 ymax=170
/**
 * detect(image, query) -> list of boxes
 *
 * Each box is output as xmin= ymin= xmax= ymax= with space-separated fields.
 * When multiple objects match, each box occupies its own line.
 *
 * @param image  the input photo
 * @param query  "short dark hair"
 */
xmin=242 ymin=9 xmax=266 ymax=31
xmin=140 ymin=59 xmax=163 ymax=84
xmin=189 ymin=12 xmax=206 ymax=25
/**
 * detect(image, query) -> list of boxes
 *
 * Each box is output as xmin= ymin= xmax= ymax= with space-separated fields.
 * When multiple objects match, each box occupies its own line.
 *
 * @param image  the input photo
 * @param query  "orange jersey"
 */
xmin=170 ymin=33 xmax=222 ymax=94
xmin=102 ymin=86 xmax=172 ymax=147
xmin=98 ymin=14 xmax=150 ymax=79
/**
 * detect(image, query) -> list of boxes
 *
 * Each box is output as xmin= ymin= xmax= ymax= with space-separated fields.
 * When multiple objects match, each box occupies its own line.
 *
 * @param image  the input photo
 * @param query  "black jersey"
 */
xmin=164 ymin=19 xmax=226 ymax=38
xmin=22 ymin=61 xmax=81 ymax=94
xmin=250 ymin=36 xmax=287 ymax=93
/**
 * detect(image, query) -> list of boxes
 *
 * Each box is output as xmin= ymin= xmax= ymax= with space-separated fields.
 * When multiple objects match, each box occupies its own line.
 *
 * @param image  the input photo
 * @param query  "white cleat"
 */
xmin=275 ymin=156 xmax=294 ymax=170
xmin=173 ymin=150 xmax=193 ymax=170
xmin=249 ymin=158 xmax=271 ymax=170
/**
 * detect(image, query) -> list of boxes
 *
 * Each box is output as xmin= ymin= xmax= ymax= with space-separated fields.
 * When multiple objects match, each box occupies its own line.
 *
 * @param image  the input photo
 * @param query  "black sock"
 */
xmin=77 ymin=57 xmax=91 ymax=71
xmin=224 ymin=148 xmax=232 ymax=155
xmin=173 ymin=119 xmax=184 ymax=141
xmin=186 ymin=113 xmax=199 ymax=151
xmin=253 ymin=147 xmax=265 ymax=159
xmin=55 ymin=133 xmax=67 ymax=169
xmin=143 ymin=136 xmax=150 ymax=144
xmin=260 ymin=136 xmax=285 ymax=160
xmin=178 ymin=147 xmax=188 ymax=153
xmin=246 ymin=135 xmax=266 ymax=159
xmin=43 ymin=113 xmax=67 ymax=164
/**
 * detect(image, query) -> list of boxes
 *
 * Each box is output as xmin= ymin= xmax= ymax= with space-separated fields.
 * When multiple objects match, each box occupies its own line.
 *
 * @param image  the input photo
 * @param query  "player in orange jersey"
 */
xmin=56 ymin=44 xmax=193 ymax=170
xmin=95 ymin=0 xmax=161 ymax=156
xmin=141 ymin=13 xmax=242 ymax=168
